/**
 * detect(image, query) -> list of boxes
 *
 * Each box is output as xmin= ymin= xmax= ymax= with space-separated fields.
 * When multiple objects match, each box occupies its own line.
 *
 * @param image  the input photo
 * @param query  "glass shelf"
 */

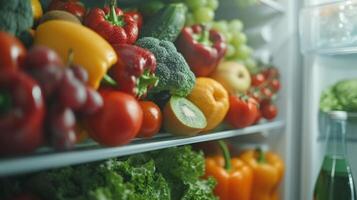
xmin=0 ymin=120 xmax=284 ymax=177
xmin=300 ymin=0 xmax=357 ymax=55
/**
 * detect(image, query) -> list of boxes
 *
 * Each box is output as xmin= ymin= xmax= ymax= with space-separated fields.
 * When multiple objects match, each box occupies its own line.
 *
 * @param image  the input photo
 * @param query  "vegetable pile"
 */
xmin=0 ymin=146 xmax=217 ymax=200
xmin=0 ymin=0 xmax=282 ymax=155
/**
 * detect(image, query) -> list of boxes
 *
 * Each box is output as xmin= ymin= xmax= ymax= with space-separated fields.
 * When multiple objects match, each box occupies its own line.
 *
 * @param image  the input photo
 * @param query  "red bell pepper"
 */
xmin=126 ymin=10 xmax=143 ymax=30
xmin=176 ymin=24 xmax=227 ymax=77
xmin=106 ymin=44 xmax=158 ymax=98
xmin=0 ymin=70 xmax=45 ymax=155
xmin=84 ymin=0 xmax=139 ymax=45
xmin=48 ymin=0 xmax=86 ymax=20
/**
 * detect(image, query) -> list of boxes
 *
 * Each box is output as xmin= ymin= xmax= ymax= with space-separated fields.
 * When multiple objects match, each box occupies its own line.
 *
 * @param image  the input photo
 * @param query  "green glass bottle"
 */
xmin=314 ymin=111 xmax=356 ymax=200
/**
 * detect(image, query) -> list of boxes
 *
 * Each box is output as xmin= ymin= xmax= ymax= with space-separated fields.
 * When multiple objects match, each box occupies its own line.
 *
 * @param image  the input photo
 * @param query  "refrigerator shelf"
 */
xmin=300 ymin=0 xmax=357 ymax=55
xmin=0 ymin=120 xmax=284 ymax=177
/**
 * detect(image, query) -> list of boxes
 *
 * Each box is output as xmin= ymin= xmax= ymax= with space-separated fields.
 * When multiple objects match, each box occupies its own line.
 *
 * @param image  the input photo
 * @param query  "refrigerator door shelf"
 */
xmin=0 ymin=120 xmax=285 ymax=177
xmin=216 ymin=0 xmax=285 ymax=29
xmin=300 ymin=0 xmax=357 ymax=55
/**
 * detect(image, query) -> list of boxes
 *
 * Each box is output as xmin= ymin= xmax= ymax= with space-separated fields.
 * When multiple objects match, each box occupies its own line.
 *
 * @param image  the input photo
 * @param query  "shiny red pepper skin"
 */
xmin=0 ymin=70 xmax=45 ymax=155
xmin=84 ymin=6 xmax=139 ymax=45
xmin=48 ymin=0 xmax=86 ymax=20
xmin=126 ymin=11 xmax=143 ymax=30
xmin=176 ymin=24 xmax=227 ymax=77
xmin=109 ymin=44 xmax=157 ymax=98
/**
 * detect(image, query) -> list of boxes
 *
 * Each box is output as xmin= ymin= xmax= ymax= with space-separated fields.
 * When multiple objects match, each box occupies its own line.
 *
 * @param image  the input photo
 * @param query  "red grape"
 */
xmin=59 ymin=69 xmax=87 ymax=110
xmin=80 ymin=87 xmax=103 ymax=115
xmin=71 ymin=65 xmax=88 ymax=83
xmin=29 ymin=64 xmax=63 ymax=97
xmin=25 ymin=46 xmax=63 ymax=69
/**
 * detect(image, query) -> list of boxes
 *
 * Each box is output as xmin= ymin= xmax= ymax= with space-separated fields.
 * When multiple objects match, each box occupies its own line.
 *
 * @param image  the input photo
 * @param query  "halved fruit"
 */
xmin=163 ymin=96 xmax=207 ymax=136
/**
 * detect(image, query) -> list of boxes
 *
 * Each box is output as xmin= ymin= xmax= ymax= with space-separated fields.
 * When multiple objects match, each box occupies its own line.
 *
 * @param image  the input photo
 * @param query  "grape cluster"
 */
xmin=24 ymin=46 xmax=103 ymax=150
xmin=180 ymin=0 xmax=219 ymax=25
xmin=211 ymin=20 xmax=258 ymax=73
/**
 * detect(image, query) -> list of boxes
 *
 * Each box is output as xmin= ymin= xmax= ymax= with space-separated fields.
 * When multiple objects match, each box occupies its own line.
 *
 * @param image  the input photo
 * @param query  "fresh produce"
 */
xmin=138 ymin=101 xmax=162 ymax=138
xmin=136 ymin=37 xmax=196 ymax=97
xmin=138 ymin=0 xmax=165 ymax=18
xmin=0 ymin=70 xmax=44 ymax=155
xmin=225 ymin=95 xmax=259 ymax=128
xmin=240 ymin=149 xmax=285 ymax=200
xmin=84 ymin=1 xmax=139 ymax=45
xmin=320 ymin=79 xmax=357 ymax=112
xmin=0 ymin=0 xmax=33 ymax=37
xmin=126 ymin=10 xmax=143 ymax=30
xmin=187 ymin=78 xmax=229 ymax=132
xmin=32 ymin=0 xmax=43 ymax=21
xmin=211 ymin=20 xmax=257 ymax=72
xmin=176 ymin=24 xmax=227 ymax=77
xmin=107 ymin=44 xmax=158 ymax=98
xmin=260 ymin=100 xmax=278 ymax=121
xmin=48 ymin=0 xmax=86 ymax=20
xmin=140 ymin=3 xmax=186 ymax=42
xmin=34 ymin=20 xmax=118 ymax=89
xmin=39 ymin=10 xmax=81 ymax=24
xmin=1 ymin=146 xmax=217 ymax=200
xmin=86 ymin=90 xmax=143 ymax=146
xmin=205 ymin=141 xmax=253 ymax=200
xmin=0 ymin=32 xmax=26 ymax=70
xmin=163 ymin=96 xmax=207 ymax=136
xmin=211 ymin=61 xmax=251 ymax=95
xmin=184 ymin=0 xmax=218 ymax=25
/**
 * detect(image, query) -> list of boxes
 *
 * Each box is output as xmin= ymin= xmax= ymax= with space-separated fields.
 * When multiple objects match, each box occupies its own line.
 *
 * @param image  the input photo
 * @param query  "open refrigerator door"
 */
xmin=0 ymin=0 xmax=302 ymax=199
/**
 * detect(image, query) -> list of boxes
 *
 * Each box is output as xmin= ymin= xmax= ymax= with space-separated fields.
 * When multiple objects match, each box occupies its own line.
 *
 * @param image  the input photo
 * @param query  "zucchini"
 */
xmin=140 ymin=3 xmax=186 ymax=42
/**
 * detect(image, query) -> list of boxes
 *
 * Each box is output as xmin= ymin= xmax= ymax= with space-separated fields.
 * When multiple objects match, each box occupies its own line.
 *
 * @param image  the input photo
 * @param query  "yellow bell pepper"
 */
xmin=187 ymin=77 xmax=229 ymax=132
xmin=34 ymin=20 xmax=117 ymax=89
xmin=31 ymin=0 xmax=43 ymax=21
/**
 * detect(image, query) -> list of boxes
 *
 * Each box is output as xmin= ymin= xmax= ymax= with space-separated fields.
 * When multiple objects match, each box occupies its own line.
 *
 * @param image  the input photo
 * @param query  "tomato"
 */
xmin=261 ymin=101 xmax=278 ymax=120
xmin=270 ymin=79 xmax=281 ymax=92
xmin=251 ymin=73 xmax=265 ymax=87
xmin=0 ymin=32 xmax=26 ymax=70
xmin=261 ymin=87 xmax=273 ymax=100
xmin=253 ymin=109 xmax=262 ymax=124
xmin=137 ymin=101 xmax=162 ymax=138
xmin=87 ymin=90 xmax=143 ymax=146
xmin=225 ymin=95 xmax=259 ymax=128
xmin=263 ymin=67 xmax=279 ymax=79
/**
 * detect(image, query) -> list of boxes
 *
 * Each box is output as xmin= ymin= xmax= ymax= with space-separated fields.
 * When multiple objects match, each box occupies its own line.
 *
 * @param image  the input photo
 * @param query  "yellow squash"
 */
xmin=34 ymin=20 xmax=117 ymax=89
xmin=187 ymin=77 xmax=229 ymax=132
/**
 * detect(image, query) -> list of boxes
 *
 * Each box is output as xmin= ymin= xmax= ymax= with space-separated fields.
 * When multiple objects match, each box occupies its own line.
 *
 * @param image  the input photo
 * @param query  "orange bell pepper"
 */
xmin=205 ymin=141 xmax=253 ymax=200
xmin=240 ymin=149 xmax=284 ymax=200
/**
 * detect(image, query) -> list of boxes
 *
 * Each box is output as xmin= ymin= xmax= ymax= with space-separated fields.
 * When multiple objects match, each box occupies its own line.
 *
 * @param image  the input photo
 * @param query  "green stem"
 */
xmin=197 ymin=26 xmax=211 ymax=46
xmin=256 ymin=148 xmax=266 ymax=164
xmin=102 ymin=74 xmax=117 ymax=87
xmin=218 ymin=140 xmax=231 ymax=171
xmin=0 ymin=91 xmax=12 ymax=114
xmin=109 ymin=0 xmax=118 ymax=24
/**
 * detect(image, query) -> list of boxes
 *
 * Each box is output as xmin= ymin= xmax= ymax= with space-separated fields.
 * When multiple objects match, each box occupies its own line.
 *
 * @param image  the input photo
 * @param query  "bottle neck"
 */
xmin=325 ymin=118 xmax=347 ymax=158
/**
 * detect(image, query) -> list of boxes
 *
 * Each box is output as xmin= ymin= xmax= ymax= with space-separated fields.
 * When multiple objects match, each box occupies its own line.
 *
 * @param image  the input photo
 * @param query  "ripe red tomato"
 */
xmin=87 ymin=90 xmax=143 ymax=146
xmin=137 ymin=101 xmax=162 ymax=138
xmin=261 ymin=87 xmax=273 ymax=100
xmin=270 ymin=79 xmax=281 ymax=92
xmin=263 ymin=67 xmax=279 ymax=79
xmin=261 ymin=102 xmax=278 ymax=120
xmin=0 ymin=31 xmax=26 ymax=69
xmin=225 ymin=95 xmax=259 ymax=128
xmin=251 ymin=73 xmax=266 ymax=87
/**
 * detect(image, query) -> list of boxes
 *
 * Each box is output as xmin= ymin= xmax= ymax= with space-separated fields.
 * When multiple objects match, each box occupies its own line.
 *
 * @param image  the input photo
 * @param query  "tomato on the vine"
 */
xmin=251 ymin=73 xmax=265 ymax=87
xmin=137 ymin=101 xmax=162 ymax=138
xmin=261 ymin=101 xmax=278 ymax=120
xmin=270 ymin=79 xmax=281 ymax=92
xmin=261 ymin=87 xmax=273 ymax=100
xmin=225 ymin=95 xmax=259 ymax=128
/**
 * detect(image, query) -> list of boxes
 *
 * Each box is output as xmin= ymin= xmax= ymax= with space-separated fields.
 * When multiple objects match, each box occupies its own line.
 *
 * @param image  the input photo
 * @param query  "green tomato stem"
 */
xmin=102 ymin=74 xmax=118 ymax=87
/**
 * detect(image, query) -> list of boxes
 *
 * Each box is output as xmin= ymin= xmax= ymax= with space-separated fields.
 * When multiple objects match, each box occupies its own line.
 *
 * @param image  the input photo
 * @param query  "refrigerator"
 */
xmin=0 ymin=0 xmax=356 ymax=199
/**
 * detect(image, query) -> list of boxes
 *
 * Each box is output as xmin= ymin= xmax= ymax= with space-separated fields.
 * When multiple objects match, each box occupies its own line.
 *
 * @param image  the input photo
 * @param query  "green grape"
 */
xmin=185 ymin=0 xmax=207 ymax=10
xmin=231 ymin=32 xmax=247 ymax=47
xmin=244 ymin=58 xmax=258 ymax=73
xmin=224 ymin=32 xmax=232 ymax=43
xmin=185 ymin=13 xmax=195 ymax=26
xmin=194 ymin=7 xmax=214 ymax=23
xmin=212 ymin=21 xmax=228 ymax=32
xmin=225 ymin=44 xmax=236 ymax=58
xmin=236 ymin=45 xmax=251 ymax=60
xmin=206 ymin=0 xmax=219 ymax=10
xmin=229 ymin=19 xmax=244 ymax=33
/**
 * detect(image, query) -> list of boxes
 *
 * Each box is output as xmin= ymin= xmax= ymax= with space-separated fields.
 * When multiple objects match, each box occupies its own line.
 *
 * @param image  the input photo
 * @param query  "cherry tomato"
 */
xmin=225 ymin=95 xmax=259 ymax=128
xmin=0 ymin=31 xmax=26 ymax=70
xmin=270 ymin=79 xmax=281 ymax=92
xmin=48 ymin=0 xmax=86 ymax=20
xmin=263 ymin=67 xmax=279 ymax=79
xmin=261 ymin=87 xmax=273 ymax=100
xmin=137 ymin=101 xmax=162 ymax=138
xmin=253 ymin=109 xmax=262 ymax=124
xmin=251 ymin=73 xmax=266 ymax=87
xmin=261 ymin=102 xmax=278 ymax=120
xmin=87 ymin=90 xmax=143 ymax=146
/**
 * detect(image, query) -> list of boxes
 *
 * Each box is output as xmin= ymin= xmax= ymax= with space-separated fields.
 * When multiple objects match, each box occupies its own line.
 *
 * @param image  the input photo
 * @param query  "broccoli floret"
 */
xmin=136 ymin=37 xmax=196 ymax=97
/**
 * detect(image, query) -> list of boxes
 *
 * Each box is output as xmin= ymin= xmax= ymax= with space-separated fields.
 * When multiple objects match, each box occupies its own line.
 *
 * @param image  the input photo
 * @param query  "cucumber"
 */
xmin=140 ymin=3 xmax=187 ymax=42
